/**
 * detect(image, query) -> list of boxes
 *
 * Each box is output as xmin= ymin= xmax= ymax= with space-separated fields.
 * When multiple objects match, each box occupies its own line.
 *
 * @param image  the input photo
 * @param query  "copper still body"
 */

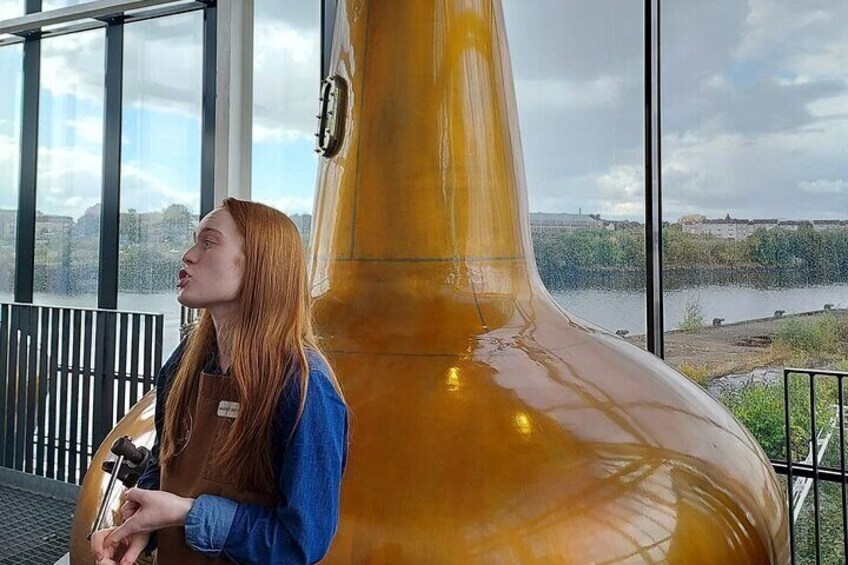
xmin=69 ymin=0 xmax=789 ymax=563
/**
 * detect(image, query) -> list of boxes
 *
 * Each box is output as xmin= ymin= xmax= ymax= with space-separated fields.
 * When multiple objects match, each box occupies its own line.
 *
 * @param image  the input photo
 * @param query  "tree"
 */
xmin=121 ymin=208 xmax=142 ymax=247
xmin=159 ymin=204 xmax=196 ymax=251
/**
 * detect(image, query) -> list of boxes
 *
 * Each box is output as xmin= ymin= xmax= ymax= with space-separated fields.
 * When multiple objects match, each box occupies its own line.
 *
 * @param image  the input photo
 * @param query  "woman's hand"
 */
xmin=92 ymin=488 xmax=194 ymax=564
xmin=91 ymin=526 xmax=149 ymax=565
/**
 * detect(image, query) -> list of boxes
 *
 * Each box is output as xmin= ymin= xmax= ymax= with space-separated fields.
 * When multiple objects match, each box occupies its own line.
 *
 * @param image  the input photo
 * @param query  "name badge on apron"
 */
xmin=217 ymin=400 xmax=240 ymax=419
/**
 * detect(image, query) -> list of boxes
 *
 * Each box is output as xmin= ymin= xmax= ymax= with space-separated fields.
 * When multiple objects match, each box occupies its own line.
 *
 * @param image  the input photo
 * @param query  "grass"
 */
xmin=720 ymin=373 xmax=839 ymax=461
xmin=678 ymin=298 xmax=705 ymax=334
xmin=677 ymin=362 xmax=712 ymax=387
xmin=773 ymin=314 xmax=840 ymax=355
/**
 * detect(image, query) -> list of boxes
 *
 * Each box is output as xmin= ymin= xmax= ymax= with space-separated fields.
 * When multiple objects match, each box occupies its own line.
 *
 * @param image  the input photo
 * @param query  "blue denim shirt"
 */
xmin=136 ymin=341 xmax=348 ymax=564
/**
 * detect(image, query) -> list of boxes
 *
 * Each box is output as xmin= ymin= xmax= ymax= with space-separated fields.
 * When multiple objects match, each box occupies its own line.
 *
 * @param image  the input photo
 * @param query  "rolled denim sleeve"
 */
xmin=183 ymin=362 xmax=348 ymax=564
xmin=184 ymin=494 xmax=239 ymax=558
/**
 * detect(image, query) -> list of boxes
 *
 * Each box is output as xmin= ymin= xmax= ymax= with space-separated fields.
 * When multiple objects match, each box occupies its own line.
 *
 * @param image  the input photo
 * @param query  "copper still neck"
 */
xmin=311 ymin=0 xmax=537 ymax=305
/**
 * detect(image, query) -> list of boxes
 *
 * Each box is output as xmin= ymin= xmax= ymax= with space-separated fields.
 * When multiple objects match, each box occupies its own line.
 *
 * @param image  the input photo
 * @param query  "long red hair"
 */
xmin=160 ymin=198 xmax=345 ymax=492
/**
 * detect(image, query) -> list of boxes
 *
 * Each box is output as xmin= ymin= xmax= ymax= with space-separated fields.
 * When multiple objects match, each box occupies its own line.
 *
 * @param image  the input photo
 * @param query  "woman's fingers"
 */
xmin=91 ymin=528 xmax=106 ymax=555
xmin=121 ymin=500 xmax=140 ymax=521
xmin=91 ymin=527 xmax=117 ymax=561
xmin=105 ymin=518 xmax=137 ymax=547
xmin=118 ymin=533 xmax=149 ymax=565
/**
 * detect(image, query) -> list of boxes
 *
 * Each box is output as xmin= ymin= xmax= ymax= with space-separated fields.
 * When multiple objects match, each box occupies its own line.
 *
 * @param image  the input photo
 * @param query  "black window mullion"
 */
xmin=13 ymin=0 xmax=42 ymax=304
xmin=200 ymin=2 xmax=217 ymax=217
xmin=98 ymin=18 xmax=125 ymax=311
xmin=321 ymin=0 xmax=337 ymax=79
xmin=644 ymin=0 xmax=664 ymax=357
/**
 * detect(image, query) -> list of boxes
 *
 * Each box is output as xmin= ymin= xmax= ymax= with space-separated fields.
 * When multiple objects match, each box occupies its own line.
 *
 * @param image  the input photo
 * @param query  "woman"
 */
xmin=91 ymin=198 xmax=349 ymax=564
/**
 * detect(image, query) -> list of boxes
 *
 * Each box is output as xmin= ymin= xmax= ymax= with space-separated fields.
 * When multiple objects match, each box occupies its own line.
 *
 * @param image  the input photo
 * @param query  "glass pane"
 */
xmin=504 ymin=0 xmax=647 ymax=343
xmin=34 ymin=30 xmax=105 ymax=308
xmin=117 ymin=12 xmax=203 ymax=353
xmin=0 ymin=45 xmax=23 ymax=299
xmin=662 ymin=2 xmax=848 ymax=378
xmin=0 ymin=0 xmax=24 ymax=19
xmin=42 ymin=0 xmax=94 ymax=10
xmin=125 ymin=0 xmax=196 ymax=18
xmin=663 ymin=5 xmax=848 ymax=560
xmin=252 ymin=0 xmax=320 ymax=247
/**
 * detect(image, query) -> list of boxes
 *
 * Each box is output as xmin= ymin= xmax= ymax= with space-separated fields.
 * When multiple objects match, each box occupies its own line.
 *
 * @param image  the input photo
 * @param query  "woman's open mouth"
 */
xmin=177 ymin=268 xmax=191 ymax=289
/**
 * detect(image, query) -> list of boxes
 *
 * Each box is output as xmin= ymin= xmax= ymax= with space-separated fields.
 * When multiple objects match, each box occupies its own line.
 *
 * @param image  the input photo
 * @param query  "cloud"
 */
xmin=0 ymin=2 xmax=22 ymax=20
xmin=33 ymin=144 xmax=103 ymax=218
xmin=122 ymin=14 xmax=203 ymax=115
xmin=735 ymin=0 xmax=841 ymax=63
xmin=67 ymin=117 xmax=104 ymax=145
xmin=35 ymin=12 xmax=203 ymax=113
xmin=502 ymin=0 xmax=643 ymax=82
xmin=807 ymin=94 xmax=848 ymax=117
xmin=21 ymin=5 xmax=317 ymax=141
xmin=252 ymin=122 xmax=311 ymax=144
xmin=515 ymin=75 xmax=624 ymax=110
xmin=0 ymin=129 xmax=201 ymax=219
xmin=686 ymin=78 xmax=844 ymax=136
xmin=262 ymin=195 xmax=314 ymax=215
xmin=0 ymin=134 xmax=21 ymax=210
xmin=587 ymin=164 xmax=646 ymax=218
xmin=661 ymin=123 xmax=848 ymax=219
xmin=252 ymin=18 xmax=320 ymax=142
xmin=40 ymin=28 xmax=106 ymax=103
xmin=516 ymin=0 xmax=848 ymax=220
xmin=799 ymin=179 xmax=847 ymax=195
xmin=120 ymin=162 xmax=199 ymax=213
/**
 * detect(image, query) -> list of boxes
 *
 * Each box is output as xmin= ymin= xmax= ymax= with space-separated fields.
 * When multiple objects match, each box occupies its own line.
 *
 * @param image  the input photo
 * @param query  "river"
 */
xmin=3 ymin=281 xmax=847 ymax=351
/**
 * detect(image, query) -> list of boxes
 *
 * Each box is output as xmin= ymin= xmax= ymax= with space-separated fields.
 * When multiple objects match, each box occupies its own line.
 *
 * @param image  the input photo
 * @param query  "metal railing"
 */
xmin=771 ymin=367 xmax=848 ymax=565
xmin=0 ymin=302 xmax=163 ymax=485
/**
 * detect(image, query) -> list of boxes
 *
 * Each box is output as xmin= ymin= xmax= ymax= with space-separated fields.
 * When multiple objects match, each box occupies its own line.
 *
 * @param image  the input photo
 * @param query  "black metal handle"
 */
xmin=111 ymin=436 xmax=146 ymax=466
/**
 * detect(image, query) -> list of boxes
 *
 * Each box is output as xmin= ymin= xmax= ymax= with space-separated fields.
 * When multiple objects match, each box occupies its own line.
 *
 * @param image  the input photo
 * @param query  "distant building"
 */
xmin=681 ymin=214 xmax=846 ymax=240
xmin=35 ymin=212 xmax=73 ymax=243
xmin=812 ymin=220 xmax=848 ymax=232
xmin=530 ymin=213 xmax=604 ymax=233
xmin=678 ymin=214 xmax=705 ymax=225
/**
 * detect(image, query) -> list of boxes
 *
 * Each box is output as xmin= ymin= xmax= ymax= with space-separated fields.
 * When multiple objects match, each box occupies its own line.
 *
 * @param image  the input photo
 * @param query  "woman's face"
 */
xmin=177 ymin=207 xmax=245 ymax=309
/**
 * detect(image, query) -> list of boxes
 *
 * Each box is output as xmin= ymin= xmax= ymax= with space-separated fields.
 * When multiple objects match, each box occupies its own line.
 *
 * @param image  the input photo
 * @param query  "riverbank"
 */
xmin=625 ymin=308 xmax=848 ymax=381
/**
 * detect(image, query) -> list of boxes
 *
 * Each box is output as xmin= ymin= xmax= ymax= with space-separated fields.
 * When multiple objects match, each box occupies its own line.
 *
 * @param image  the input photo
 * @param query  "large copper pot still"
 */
xmin=69 ymin=0 xmax=790 ymax=563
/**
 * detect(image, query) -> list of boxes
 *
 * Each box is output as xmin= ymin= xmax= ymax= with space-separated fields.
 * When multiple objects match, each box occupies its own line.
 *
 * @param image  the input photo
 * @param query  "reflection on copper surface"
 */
xmin=446 ymin=367 xmax=461 ymax=392
xmin=513 ymin=412 xmax=532 ymax=437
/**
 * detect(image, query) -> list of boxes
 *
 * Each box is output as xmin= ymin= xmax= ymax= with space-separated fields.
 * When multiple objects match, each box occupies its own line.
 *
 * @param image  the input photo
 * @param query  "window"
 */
xmin=504 ymin=0 xmax=647 ymax=343
xmin=252 ymin=0 xmax=320 ymax=248
xmin=0 ymin=45 xmax=22 ymax=298
xmin=33 ymin=30 xmax=105 ymax=308
xmin=662 ymin=0 xmax=848 ymax=391
xmin=42 ymin=0 xmax=94 ymax=10
xmin=0 ymin=1 xmax=23 ymax=19
xmin=117 ymin=12 xmax=203 ymax=353
xmin=663 ymin=3 xmax=848 ymax=561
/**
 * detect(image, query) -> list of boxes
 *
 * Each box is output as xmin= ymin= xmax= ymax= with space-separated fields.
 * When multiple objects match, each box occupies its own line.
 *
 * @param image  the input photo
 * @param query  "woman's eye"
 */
xmin=203 ymin=240 xmax=213 ymax=250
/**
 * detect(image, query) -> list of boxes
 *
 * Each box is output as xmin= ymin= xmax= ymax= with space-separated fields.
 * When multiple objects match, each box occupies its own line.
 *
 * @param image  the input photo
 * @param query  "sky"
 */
xmin=0 ymin=0 xmax=846 ymax=224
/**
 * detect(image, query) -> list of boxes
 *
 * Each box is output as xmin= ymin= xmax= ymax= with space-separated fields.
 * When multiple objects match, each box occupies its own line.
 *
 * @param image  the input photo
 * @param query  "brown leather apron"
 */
xmin=155 ymin=371 xmax=278 ymax=564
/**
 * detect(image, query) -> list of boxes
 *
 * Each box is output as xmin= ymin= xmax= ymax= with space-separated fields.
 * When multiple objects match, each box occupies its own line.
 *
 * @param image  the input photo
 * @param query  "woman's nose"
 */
xmin=182 ymin=245 xmax=198 ymax=265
